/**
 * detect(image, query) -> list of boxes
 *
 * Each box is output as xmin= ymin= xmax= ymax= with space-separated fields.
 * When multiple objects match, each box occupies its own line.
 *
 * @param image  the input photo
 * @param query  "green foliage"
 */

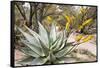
xmin=17 ymin=22 xmax=75 ymax=65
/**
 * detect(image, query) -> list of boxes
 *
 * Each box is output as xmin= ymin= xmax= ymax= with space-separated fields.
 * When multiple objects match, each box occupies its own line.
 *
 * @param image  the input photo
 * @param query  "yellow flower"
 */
xmin=47 ymin=16 xmax=52 ymax=22
xmin=82 ymin=35 xmax=93 ymax=43
xmin=65 ymin=23 xmax=70 ymax=31
xmin=65 ymin=15 xmax=72 ymax=31
xmin=82 ymin=18 xmax=93 ymax=26
xmin=75 ymin=34 xmax=83 ymax=41
xmin=65 ymin=16 xmax=71 ymax=23
xmin=78 ymin=18 xmax=92 ymax=30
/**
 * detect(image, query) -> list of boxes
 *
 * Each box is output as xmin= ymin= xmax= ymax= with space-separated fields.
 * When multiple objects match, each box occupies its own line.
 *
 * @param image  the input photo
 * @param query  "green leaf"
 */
xmin=31 ymin=57 xmax=48 ymax=65
xmin=21 ymin=39 xmax=45 ymax=56
xmin=38 ymin=22 xmax=49 ymax=48
xmin=50 ymin=37 xmax=60 ymax=49
xmin=53 ymin=32 xmax=64 ymax=51
xmin=55 ymin=43 xmax=73 ymax=58
xmin=24 ymin=25 xmax=48 ymax=55
xmin=20 ymin=47 xmax=40 ymax=57
xmin=18 ymin=56 xmax=34 ymax=65
xmin=50 ymin=23 xmax=56 ymax=42
xmin=39 ymin=39 xmax=49 ymax=56
xmin=17 ymin=27 xmax=41 ymax=48
xmin=50 ymin=53 xmax=56 ymax=62
xmin=58 ymin=39 xmax=66 ymax=50
xmin=24 ymin=25 xmax=40 ymax=44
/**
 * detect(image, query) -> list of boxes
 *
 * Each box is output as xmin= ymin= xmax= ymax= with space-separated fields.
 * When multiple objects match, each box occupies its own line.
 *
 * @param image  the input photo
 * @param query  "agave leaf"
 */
xmin=20 ymin=47 xmax=40 ymax=57
xmin=50 ymin=23 xmax=56 ymax=43
xmin=31 ymin=57 xmax=48 ymax=65
xmin=24 ymin=25 xmax=40 ymax=43
xmin=63 ymin=30 xmax=67 ymax=39
xmin=55 ymin=43 xmax=73 ymax=58
xmin=39 ymin=39 xmax=49 ymax=56
xmin=58 ymin=32 xmax=67 ymax=50
xmin=38 ymin=22 xmax=49 ymax=48
xmin=24 ymin=25 xmax=48 ymax=55
xmin=17 ymin=27 xmax=41 ymax=48
xmin=53 ymin=32 xmax=64 ymax=51
xmin=18 ymin=56 xmax=34 ymax=65
xmin=50 ymin=53 xmax=56 ymax=62
xmin=58 ymin=39 xmax=66 ymax=50
xmin=21 ymin=39 xmax=45 ymax=56
xmin=50 ymin=37 xmax=60 ymax=50
xmin=57 ymin=30 xmax=66 ymax=39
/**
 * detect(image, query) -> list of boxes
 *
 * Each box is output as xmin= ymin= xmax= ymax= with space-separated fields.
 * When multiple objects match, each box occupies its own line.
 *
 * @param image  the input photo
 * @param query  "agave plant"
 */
xmin=16 ymin=22 xmax=77 ymax=65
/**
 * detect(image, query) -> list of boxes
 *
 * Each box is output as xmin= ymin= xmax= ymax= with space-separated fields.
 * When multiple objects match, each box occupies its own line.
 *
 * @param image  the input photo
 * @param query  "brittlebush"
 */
xmin=75 ymin=34 xmax=93 ymax=43
xmin=47 ymin=16 xmax=52 ymax=24
xmin=78 ymin=18 xmax=93 ymax=30
xmin=82 ymin=35 xmax=93 ymax=43
xmin=65 ymin=16 xmax=71 ymax=31
xmin=75 ymin=34 xmax=83 ymax=41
